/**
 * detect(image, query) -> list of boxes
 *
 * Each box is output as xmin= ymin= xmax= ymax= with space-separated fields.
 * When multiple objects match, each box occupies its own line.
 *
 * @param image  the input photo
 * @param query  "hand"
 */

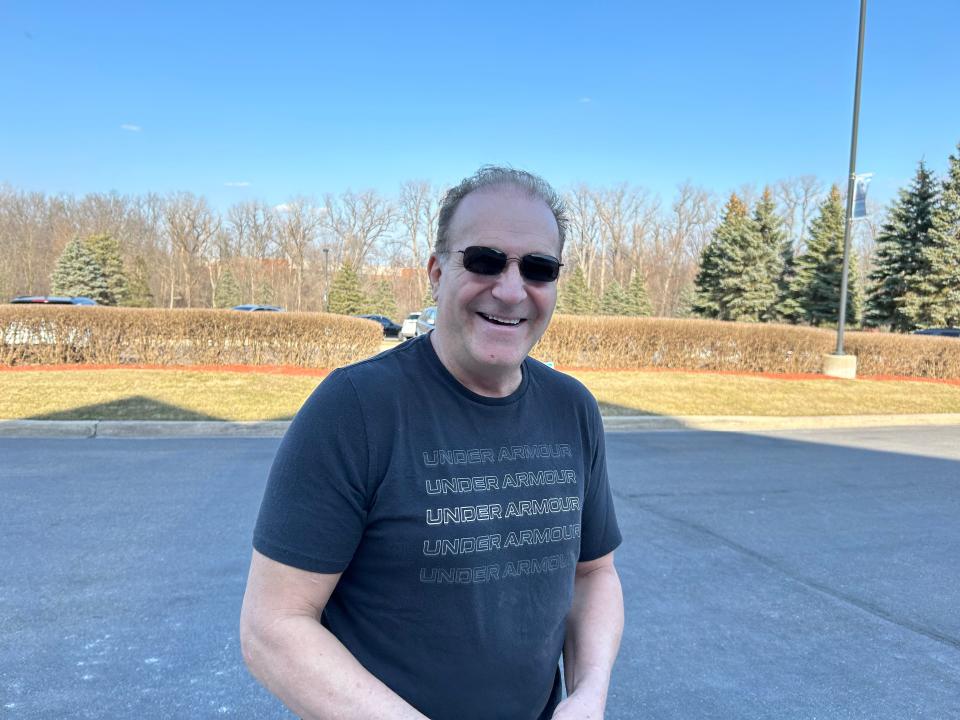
xmin=550 ymin=689 xmax=606 ymax=719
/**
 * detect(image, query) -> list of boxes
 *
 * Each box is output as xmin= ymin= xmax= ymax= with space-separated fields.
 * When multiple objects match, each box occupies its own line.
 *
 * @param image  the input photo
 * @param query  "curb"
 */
xmin=1 ymin=415 xmax=959 ymax=438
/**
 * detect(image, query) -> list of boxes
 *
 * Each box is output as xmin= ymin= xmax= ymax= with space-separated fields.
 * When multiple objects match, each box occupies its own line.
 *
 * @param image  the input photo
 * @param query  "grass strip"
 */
xmin=1 ymin=368 xmax=959 ymax=421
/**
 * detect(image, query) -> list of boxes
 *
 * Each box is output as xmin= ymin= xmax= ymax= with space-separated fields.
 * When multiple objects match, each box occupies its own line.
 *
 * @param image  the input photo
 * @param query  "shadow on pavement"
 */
xmin=25 ymin=395 xmax=226 ymax=421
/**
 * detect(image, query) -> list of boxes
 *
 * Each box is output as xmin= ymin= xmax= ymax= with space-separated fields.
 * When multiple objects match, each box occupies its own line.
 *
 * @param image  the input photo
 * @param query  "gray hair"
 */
xmin=435 ymin=165 xmax=568 ymax=255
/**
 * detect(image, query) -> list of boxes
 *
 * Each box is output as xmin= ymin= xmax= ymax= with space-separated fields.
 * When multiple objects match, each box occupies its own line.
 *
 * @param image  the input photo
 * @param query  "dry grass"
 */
xmin=567 ymin=370 xmax=960 ymax=416
xmin=1 ymin=367 xmax=959 ymax=421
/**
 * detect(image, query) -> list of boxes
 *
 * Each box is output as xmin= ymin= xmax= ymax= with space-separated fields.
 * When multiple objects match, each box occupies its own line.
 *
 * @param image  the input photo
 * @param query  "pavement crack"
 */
xmin=630 ymin=500 xmax=960 ymax=652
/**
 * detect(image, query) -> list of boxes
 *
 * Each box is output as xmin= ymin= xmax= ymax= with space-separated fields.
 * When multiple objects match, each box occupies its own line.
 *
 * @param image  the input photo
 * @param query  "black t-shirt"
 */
xmin=254 ymin=334 xmax=621 ymax=720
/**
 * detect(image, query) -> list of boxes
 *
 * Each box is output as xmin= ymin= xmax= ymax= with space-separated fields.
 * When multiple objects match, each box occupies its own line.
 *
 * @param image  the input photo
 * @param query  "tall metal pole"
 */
xmin=836 ymin=0 xmax=867 ymax=354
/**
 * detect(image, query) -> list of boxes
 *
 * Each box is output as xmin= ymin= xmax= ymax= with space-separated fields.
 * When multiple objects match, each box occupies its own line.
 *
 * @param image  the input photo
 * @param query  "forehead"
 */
xmin=448 ymin=186 xmax=561 ymax=255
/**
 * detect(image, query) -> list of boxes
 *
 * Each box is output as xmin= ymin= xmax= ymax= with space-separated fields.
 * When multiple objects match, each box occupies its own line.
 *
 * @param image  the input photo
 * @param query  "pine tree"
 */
xmin=751 ymin=188 xmax=788 ymax=321
xmin=328 ymin=265 xmax=368 ymax=315
xmin=719 ymin=191 xmax=780 ymax=322
xmin=254 ymin=281 xmax=276 ymax=306
xmin=901 ymin=144 xmax=960 ymax=327
xmin=790 ymin=186 xmax=861 ymax=326
xmin=623 ymin=270 xmax=653 ymax=316
xmin=50 ymin=237 xmax=108 ymax=300
xmin=558 ymin=265 xmax=597 ymax=314
xmin=422 ymin=282 xmax=436 ymax=309
xmin=84 ymin=234 xmax=128 ymax=306
xmin=214 ymin=268 xmax=243 ymax=308
xmin=368 ymin=279 xmax=399 ymax=318
xmin=694 ymin=194 xmax=763 ymax=320
xmin=866 ymin=161 xmax=939 ymax=331
xmin=599 ymin=281 xmax=629 ymax=315
xmin=123 ymin=256 xmax=154 ymax=307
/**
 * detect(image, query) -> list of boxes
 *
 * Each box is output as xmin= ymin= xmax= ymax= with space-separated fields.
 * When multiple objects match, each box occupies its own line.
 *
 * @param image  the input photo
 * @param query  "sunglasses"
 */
xmin=454 ymin=246 xmax=564 ymax=283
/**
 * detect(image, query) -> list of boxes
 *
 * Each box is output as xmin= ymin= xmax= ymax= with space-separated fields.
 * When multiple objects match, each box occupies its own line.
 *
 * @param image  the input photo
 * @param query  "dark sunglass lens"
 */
xmin=462 ymin=246 xmax=507 ymax=275
xmin=520 ymin=255 xmax=561 ymax=282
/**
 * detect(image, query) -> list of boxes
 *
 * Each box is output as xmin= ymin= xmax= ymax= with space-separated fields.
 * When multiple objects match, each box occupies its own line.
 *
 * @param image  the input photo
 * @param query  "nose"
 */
xmin=490 ymin=260 xmax=527 ymax=304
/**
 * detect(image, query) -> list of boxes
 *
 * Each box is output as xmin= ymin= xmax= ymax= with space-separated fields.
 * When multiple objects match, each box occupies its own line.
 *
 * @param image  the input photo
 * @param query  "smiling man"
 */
xmin=241 ymin=167 xmax=623 ymax=720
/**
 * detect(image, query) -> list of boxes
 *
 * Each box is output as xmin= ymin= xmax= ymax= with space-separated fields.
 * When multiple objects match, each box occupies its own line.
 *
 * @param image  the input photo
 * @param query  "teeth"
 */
xmin=480 ymin=313 xmax=521 ymax=326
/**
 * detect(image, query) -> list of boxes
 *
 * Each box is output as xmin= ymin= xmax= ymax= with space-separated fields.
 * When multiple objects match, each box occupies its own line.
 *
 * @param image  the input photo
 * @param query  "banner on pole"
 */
xmin=853 ymin=173 xmax=873 ymax=218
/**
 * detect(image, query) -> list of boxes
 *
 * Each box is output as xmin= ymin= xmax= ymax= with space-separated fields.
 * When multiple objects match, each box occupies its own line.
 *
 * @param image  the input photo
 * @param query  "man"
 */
xmin=240 ymin=167 xmax=623 ymax=720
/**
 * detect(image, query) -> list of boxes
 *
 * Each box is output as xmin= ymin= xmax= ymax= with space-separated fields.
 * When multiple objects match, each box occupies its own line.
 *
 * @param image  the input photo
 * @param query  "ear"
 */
xmin=427 ymin=253 xmax=442 ymax=300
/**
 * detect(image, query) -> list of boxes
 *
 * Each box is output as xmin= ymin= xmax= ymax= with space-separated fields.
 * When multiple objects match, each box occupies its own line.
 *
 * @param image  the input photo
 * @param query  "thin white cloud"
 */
xmin=273 ymin=203 xmax=291 ymax=213
xmin=120 ymin=124 xmax=142 ymax=132
xmin=578 ymin=97 xmax=592 ymax=104
xmin=225 ymin=181 xmax=252 ymax=187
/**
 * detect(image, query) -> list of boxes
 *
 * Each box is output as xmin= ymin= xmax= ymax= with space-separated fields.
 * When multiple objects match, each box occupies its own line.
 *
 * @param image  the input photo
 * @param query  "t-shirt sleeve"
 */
xmin=253 ymin=368 xmax=372 ymax=574
xmin=578 ymin=398 xmax=622 ymax=562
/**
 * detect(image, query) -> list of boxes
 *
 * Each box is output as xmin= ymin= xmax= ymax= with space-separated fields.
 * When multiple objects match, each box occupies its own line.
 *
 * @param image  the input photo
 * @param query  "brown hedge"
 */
xmin=0 ymin=306 xmax=382 ymax=368
xmin=532 ymin=315 xmax=960 ymax=379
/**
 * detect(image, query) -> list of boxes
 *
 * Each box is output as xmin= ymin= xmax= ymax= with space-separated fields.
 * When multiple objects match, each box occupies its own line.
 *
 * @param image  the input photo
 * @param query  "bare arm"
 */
xmin=553 ymin=552 xmax=624 ymax=719
xmin=239 ymin=550 xmax=429 ymax=720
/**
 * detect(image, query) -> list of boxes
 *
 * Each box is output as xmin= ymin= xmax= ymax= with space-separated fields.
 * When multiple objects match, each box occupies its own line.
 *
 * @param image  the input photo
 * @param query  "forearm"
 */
xmin=562 ymin=565 xmax=624 ymax=704
xmin=242 ymin=613 xmax=429 ymax=720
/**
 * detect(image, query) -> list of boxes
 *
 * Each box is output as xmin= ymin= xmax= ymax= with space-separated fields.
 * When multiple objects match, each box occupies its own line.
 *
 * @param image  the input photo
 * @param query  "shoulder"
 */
xmin=525 ymin=357 xmax=599 ymax=409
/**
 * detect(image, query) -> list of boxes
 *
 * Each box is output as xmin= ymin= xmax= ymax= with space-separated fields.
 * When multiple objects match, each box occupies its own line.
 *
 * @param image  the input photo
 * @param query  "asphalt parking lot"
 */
xmin=2 ymin=426 xmax=959 ymax=719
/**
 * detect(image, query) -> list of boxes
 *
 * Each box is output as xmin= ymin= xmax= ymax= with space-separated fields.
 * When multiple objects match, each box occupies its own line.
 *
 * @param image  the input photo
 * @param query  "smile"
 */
xmin=478 ymin=312 xmax=525 ymax=327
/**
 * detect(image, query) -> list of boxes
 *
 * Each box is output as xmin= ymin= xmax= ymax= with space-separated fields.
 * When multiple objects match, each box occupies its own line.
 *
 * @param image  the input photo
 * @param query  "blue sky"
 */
xmin=2 ymin=1 xmax=958 ymax=210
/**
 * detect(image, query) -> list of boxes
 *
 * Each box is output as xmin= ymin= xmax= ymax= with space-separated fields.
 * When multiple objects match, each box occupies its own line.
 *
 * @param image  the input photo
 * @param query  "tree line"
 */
xmin=692 ymin=142 xmax=960 ymax=330
xmin=1 ymin=174 xmax=883 ymax=321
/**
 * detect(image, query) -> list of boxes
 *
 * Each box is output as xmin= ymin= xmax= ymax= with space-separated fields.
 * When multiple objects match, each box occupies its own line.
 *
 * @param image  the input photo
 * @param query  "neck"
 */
xmin=429 ymin=332 xmax=523 ymax=398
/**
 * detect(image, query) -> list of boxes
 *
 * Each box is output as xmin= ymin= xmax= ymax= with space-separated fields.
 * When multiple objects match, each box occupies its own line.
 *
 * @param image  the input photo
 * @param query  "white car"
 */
xmin=399 ymin=312 xmax=421 ymax=340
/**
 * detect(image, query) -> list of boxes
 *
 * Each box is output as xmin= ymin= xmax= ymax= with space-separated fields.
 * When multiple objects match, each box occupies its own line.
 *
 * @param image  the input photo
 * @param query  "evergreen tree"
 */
xmin=694 ymin=194 xmax=763 ymax=320
xmin=751 ymin=188 xmax=788 ymax=321
xmin=214 ymin=268 xmax=243 ymax=308
xmin=692 ymin=220 xmax=727 ymax=318
xmin=123 ymin=256 xmax=154 ymax=307
xmin=368 ymin=279 xmax=399 ymax=318
xmin=719 ymin=191 xmax=780 ymax=322
xmin=50 ymin=237 xmax=108 ymax=300
xmin=866 ymin=161 xmax=939 ymax=330
xmin=84 ymin=234 xmax=128 ymax=306
xmin=328 ymin=265 xmax=368 ymax=315
xmin=789 ymin=186 xmax=861 ymax=326
xmin=901 ymin=144 xmax=960 ymax=327
xmin=254 ymin=280 xmax=277 ymax=306
xmin=422 ymin=282 xmax=436 ymax=308
xmin=558 ymin=265 xmax=597 ymax=314
xmin=623 ymin=270 xmax=653 ymax=316
xmin=599 ymin=281 xmax=629 ymax=315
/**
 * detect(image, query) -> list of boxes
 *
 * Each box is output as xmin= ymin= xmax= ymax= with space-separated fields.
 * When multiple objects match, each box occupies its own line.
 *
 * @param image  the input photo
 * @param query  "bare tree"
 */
xmin=275 ymin=197 xmax=323 ymax=311
xmin=776 ymin=175 xmax=825 ymax=252
xmin=228 ymin=200 xmax=277 ymax=301
xmin=652 ymin=183 xmax=716 ymax=315
xmin=397 ymin=180 xmax=441 ymax=298
xmin=163 ymin=192 xmax=220 ymax=307
xmin=323 ymin=190 xmax=396 ymax=272
xmin=563 ymin=185 xmax=602 ymax=286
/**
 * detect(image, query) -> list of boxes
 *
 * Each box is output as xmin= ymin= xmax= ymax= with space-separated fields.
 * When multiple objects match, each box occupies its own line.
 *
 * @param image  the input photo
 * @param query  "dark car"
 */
xmin=415 ymin=306 xmax=437 ymax=336
xmin=232 ymin=304 xmax=284 ymax=312
xmin=11 ymin=295 xmax=97 ymax=305
xmin=355 ymin=314 xmax=401 ymax=338
xmin=912 ymin=327 xmax=960 ymax=338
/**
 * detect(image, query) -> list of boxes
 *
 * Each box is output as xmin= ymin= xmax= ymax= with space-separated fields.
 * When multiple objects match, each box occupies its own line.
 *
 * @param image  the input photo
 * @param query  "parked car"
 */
xmin=10 ymin=295 xmax=97 ymax=305
xmin=231 ymin=304 xmax=284 ymax=312
xmin=355 ymin=314 xmax=401 ymax=338
xmin=399 ymin=311 xmax=421 ymax=340
xmin=415 ymin=306 xmax=437 ymax=336
xmin=912 ymin=327 xmax=960 ymax=338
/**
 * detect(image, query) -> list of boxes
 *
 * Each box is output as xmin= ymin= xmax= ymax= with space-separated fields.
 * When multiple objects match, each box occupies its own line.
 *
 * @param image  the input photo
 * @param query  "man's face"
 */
xmin=427 ymin=185 xmax=561 ymax=394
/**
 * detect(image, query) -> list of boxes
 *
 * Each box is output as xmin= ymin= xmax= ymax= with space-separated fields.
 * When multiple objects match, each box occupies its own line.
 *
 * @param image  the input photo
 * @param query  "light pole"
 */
xmin=825 ymin=0 xmax=867 ymax=380
xmin=836 ymin=0 xmax=867 ymax=355
xmin=322 ymin=247 xmax=330 ymax=312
